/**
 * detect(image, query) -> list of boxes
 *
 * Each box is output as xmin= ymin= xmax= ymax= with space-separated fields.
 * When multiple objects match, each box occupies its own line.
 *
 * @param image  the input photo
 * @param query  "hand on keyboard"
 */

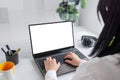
xmin=64 ymin=52 xmax=81 ymax=67
xmin=44 ymin=57 xmax=61 ymax=71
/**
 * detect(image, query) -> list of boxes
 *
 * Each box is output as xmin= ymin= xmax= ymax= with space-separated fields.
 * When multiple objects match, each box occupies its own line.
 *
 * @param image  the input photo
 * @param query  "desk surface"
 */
xmin=0 ymin=26 xmax=97 ymax=80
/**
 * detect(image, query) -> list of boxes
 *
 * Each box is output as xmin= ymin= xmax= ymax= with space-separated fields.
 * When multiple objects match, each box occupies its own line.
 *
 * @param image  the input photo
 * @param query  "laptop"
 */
xmin=28 ymin=21 xmax=88 ymax=76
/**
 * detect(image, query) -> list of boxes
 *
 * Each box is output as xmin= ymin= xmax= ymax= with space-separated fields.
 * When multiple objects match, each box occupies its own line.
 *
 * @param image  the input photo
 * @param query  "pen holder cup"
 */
xmin=6 ymin=50 xmax=19 ymax=65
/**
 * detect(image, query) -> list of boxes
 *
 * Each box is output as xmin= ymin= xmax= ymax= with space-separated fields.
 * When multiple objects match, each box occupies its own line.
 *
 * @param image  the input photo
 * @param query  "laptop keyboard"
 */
xmin=35 ymin=49 xmax=87 ymax=72
xmin=36 ymin=53 xmax=66 ymax=70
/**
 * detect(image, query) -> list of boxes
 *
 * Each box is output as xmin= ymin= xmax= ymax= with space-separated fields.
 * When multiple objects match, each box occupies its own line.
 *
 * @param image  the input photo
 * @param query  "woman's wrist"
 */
xmin=47 ymin=70 xmax=57 ymax=73
xmin=78 ymin=59 xmax=87 ymax=66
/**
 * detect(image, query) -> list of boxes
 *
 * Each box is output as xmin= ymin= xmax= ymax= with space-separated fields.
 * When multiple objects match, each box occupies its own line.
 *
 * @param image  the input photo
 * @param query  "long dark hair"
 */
xmin=89 ymin=0 xmax=120 ymax=57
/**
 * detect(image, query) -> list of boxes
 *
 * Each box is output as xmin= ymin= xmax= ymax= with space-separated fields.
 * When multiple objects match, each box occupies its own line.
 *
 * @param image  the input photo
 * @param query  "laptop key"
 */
xmin=52 ymin=53 xmax=66 ymax=64
xmin=73 ymin=50 xmax=86 ymax=59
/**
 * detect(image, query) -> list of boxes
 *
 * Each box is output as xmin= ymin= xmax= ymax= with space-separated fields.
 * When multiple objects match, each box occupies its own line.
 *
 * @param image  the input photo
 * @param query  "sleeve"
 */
xmin=72 ymin=56 xmax=120 ymax=80
xmin=71 ymin=58 xmax=100 ymax=80
xmin=45 ymin=70 xmax=58 ymax=80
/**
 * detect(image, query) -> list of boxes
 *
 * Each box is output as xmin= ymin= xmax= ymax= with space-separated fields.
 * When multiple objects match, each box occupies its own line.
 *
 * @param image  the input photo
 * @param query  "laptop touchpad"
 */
xmin=57 ymin=63 xmax=76 ymax=75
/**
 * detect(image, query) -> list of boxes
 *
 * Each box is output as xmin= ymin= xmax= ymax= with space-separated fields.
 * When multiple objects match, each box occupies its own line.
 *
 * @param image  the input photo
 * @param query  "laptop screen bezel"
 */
xmin=28 ymin=21 xmax=75 ymax=58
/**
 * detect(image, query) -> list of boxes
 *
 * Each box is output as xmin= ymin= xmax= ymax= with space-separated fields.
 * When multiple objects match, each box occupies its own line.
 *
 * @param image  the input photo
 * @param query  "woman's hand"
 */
xmin=44 ymin=57 xmax=61 ymax=71
xmin=64 ymin=52 xmax=81 ymax=67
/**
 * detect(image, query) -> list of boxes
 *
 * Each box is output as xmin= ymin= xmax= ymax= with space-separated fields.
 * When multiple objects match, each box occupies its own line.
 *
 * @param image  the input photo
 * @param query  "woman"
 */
xmin=44 ymin=0 xmax=120 ymax=80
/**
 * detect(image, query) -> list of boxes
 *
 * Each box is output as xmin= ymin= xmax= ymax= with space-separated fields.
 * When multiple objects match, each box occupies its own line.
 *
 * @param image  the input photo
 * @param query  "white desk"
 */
xmin=74 ymin=26 xmax=98 ymax=58
xmin=0 ymin=26 xmax=98 ymax=80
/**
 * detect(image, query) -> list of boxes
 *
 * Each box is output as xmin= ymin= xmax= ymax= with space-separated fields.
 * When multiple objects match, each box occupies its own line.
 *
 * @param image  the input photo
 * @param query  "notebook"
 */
xmin=28 ymin=21 xmax=88 ymax=76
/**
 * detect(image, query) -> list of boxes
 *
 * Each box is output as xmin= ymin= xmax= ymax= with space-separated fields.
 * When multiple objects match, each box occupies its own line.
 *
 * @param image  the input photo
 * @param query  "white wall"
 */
xmin=77 ymin=0 xmax=103 ymax=35
xmin=0 ymin=0 xmax=62 ymax=58
xmin=0 ymin=0 xmax=102 ymax=58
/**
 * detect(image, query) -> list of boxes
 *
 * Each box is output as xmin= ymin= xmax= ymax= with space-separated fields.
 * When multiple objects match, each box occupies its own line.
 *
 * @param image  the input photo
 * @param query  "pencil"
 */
xmin=13 ymin=48 xmax=21 ymax=55
xmin=6 ymin=44 xmax=13 ymax=55
xmin=1 ymin=48 xmax=8 ymax=56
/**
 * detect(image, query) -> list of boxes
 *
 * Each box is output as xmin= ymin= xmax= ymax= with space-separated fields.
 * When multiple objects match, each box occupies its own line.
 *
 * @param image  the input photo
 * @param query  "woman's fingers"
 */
xmin=64 ymin=59 xmax=72 ymax=64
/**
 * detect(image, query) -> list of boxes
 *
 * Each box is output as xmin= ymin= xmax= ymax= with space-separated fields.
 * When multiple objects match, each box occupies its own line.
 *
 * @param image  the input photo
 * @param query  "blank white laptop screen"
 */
xmin=29 ymin=22 xmax=74 ymax=54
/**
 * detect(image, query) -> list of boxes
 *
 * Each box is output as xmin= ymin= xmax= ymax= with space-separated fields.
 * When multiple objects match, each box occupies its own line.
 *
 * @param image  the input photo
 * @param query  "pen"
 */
xmin=1 ymin=48 xmax=8 ymax=56
xmin=13 ymin=48 xmax=21 ymax=55
xmin=6 ymin=44 xmax=10 ymax=50
xmin=6 ymin=44 xmax=13 ymax=56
